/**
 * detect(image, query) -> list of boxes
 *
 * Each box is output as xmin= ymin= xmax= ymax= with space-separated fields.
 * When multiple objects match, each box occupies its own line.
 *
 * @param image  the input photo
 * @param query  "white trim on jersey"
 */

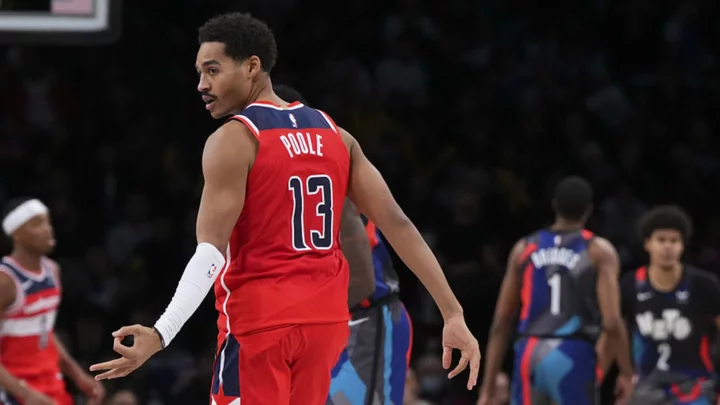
xmin=0 ymin=310 xmax=57 ymax=337
xmin=246 ymin=102 xmax=305 ymax=111
xmin=231 ymin=114 xmax=260 ymax=138
xmin=317 ymin=110 xmax=339 ymax=134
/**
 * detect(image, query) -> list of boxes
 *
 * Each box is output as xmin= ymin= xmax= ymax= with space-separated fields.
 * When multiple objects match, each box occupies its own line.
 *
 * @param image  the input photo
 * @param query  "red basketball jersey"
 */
xmin=215 ymin=101 xmax=351 ymax=337
xmin=0 ymin=257 xmax=67 ymax=397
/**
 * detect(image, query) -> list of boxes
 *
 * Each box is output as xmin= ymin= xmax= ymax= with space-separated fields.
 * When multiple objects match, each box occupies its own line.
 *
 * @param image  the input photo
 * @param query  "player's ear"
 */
xmin=643 ymin=237 xmax=652 ymax=253
xmin=246 ymin=55 xmax=262 ymax=78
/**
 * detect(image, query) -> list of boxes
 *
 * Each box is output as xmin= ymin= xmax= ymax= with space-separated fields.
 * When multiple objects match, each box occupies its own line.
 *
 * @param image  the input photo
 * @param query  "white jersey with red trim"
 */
xmin=0 ymin=256 xmax=63 ymax=382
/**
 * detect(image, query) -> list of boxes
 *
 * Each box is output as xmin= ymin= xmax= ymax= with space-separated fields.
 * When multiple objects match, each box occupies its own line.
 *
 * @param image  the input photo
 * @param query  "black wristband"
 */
xmin=152 ymin=326 xmax=166 ymax=350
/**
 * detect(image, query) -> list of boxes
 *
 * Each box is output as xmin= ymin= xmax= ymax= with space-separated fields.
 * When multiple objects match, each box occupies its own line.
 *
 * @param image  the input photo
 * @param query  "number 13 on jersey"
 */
xmin=288 ymin=174 xmax=334 ymax=251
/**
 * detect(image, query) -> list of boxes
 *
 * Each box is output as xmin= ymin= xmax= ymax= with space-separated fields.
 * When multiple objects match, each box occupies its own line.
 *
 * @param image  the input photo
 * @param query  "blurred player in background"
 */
xmin=619 ymin=206 xmax=720 ymax=404
xmin=91 ymin=12 xmax=478 ymax=405
xmin=273 ymin=84 xmax=413 ymax=405
xmin=479 ymin=176 xmax=634 ymax=405
xmin=0 ymin=198 xmax=104 ymax=405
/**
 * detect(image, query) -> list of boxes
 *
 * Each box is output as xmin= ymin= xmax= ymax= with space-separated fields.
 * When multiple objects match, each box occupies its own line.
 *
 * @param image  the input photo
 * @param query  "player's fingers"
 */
xmin=112 ymin=324 xmax=142 ymax=338
xmin=442 ymin=346 xmax=453 ymax=370
xmin=93 ymin=368 xmax=124 ymax=381
xmin=89 ymin=357 xmax=129 ymax=372
xmin=448 ymin=355 xmax=469 ymax=379
xmin=112 ymin=336 xmax=135 ymax=358
xmin=467 ymin=349 xmax=480 ymax=389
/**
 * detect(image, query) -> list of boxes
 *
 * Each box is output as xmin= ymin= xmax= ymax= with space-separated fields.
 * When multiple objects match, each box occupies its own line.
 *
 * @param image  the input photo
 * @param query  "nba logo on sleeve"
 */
xmin=207 ymin=264 xmax=218 ymax=279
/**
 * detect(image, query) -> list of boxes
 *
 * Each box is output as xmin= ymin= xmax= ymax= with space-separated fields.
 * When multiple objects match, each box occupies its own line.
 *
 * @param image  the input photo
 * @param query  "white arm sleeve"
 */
xmin=153 ymin=242 xmax=226 ymax=347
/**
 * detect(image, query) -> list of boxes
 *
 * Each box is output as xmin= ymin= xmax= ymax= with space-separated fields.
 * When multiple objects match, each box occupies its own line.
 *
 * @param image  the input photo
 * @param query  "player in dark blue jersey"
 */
xmin=618 ymin=206 xmax=720 ymax=405
xmin=274 ymin=84 xmax=413 ymax=405
xmin=479 ymin=176 xmax=634 ymax=405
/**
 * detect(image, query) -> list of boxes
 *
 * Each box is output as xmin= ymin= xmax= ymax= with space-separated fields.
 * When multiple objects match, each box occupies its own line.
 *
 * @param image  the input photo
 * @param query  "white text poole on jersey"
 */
xmin=280 ymin=132 xmax=324 ymax=158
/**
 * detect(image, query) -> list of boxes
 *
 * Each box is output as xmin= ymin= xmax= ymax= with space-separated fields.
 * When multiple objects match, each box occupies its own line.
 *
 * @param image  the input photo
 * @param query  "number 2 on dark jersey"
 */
xmin=288 ymin=174 xmax=333 ymax=251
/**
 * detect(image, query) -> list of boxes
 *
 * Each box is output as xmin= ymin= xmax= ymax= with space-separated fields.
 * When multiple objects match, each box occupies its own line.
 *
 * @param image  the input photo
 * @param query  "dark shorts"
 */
xmin=327 ymin=298 xmax=412 ymax=405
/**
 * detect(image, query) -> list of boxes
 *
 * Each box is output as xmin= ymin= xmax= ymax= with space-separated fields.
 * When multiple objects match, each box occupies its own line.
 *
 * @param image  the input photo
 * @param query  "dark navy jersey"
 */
xmin=360 ymin=216 xmax=399 ymax=303
xmin=621 ymin=266 xmax=720 ymax=381
xmin=516 ymin=229 xmax=601 ymax=341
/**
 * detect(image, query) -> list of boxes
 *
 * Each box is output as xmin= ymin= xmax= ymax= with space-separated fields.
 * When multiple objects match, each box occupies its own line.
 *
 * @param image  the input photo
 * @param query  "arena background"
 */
xmin=1 ymin=0 xmax=719 ymax=404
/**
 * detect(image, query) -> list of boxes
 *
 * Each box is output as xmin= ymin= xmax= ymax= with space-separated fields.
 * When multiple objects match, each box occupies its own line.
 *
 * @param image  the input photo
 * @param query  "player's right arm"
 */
xmin=478 ymin=240 xmax=525 ymax=405
xmin=91 ymin=120 xmax=255 ymax=380
xmin=0 ymin=273 xmax=54 ymax=405
xmin=590 ymin=238 xmax=634 ymax=378
xmin=340 ymin=199 xmax=376 ymax=307
xmin=339 ymin=128 xmax=480 ymax=390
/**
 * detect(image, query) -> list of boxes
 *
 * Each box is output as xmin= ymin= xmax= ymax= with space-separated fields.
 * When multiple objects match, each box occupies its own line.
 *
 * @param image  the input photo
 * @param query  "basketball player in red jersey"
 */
xmin=90 ymin=12 xmax=480 ymax=405
xmin=0 ymin=198 xmax=105 ymax=405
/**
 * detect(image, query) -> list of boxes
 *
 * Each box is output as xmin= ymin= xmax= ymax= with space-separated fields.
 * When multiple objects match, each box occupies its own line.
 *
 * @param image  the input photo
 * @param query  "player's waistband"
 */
xmin=351 ymin=292 xmax=400 ymax=313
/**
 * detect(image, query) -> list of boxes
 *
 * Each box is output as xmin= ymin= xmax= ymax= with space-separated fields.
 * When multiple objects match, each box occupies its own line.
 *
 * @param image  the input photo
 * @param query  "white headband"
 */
xmin=2 ymin=199 xmax=49 ymax=236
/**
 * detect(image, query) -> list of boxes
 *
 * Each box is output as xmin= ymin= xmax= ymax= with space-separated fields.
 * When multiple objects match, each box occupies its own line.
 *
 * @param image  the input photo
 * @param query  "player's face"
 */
xmin=644 ymin=229 xmax=684 ymax=269
xmin=14 ymin=214 xmax=56 ymax=255
xmin=196 ymin=42 xmax=257 ymax=119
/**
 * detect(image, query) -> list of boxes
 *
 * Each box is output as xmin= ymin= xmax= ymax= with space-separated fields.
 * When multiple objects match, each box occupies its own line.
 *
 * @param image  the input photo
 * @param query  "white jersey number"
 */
xmin=548 ymin=273 xmax=562 ymax=315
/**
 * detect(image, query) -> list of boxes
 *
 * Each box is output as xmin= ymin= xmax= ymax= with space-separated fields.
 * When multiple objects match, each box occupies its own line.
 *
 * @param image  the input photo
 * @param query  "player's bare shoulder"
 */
xmin=203 ymin=120 xmax=258 ymax=170
xmin=587 ymin=236 xmax=620 ymax=271
xmin=337 ymin=127 xmax=359 ymax=159
xmin=0 ymin=268 xmax=16 ymax=310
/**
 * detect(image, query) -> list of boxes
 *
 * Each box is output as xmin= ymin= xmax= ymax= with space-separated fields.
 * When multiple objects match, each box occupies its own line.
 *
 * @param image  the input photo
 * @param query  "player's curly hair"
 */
xmin=198 ymin=12 xmax=278 ymax=73
xmin=552 ymin=176 xmax=593 ymax=221
xmin=273 ymin=84 xmax=308 ymax=105
xmin=638 ymin=205 xmax=693 ymax=242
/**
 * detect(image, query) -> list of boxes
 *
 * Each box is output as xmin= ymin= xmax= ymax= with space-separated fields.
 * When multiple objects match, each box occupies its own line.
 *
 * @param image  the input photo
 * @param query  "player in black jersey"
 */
xmin=619 ymin=205 xmax=720 ymax=405
xmin=479 ymin=176 xmax=634 ymax=405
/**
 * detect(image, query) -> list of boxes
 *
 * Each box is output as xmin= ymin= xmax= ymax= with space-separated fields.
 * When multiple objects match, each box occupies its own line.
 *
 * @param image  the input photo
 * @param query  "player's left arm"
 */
xmin=90 ymin=121 xmax=255 ymax=380
xmin=341 ymin=199 xmax=375 ymax=307
xmin=478 ymin=240 xmax=524 ymax=403
xmin=590 ymin=238 xmax=634 ymax=378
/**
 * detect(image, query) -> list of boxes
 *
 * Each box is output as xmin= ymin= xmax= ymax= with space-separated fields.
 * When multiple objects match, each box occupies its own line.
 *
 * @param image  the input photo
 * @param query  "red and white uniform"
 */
xmin=210 ymin=101 xmax=351 ymax=405
xmin=0 ymin=257 xmax=72 ymax=405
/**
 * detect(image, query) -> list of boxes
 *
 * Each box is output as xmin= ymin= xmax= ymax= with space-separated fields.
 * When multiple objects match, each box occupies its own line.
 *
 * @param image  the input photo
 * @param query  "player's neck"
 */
xmin=10 ymin=247 xmax=43 ymax=273
xmin=550 ymin=218 xmax=584 ymax=232
xmin=648 ymin=262 xmax=683 ymax=292
xmin=234 ymin=78 xmax=284 ymax=114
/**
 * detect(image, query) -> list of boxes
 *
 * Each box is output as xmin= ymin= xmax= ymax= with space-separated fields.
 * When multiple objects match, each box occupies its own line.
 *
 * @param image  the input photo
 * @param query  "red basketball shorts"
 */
xmin=210 ymin=322 xmax=349 ymax=405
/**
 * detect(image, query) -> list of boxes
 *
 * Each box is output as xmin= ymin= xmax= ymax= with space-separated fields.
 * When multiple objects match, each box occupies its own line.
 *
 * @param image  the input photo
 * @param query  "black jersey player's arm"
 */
xmin=696 ymin=272 xmax=720 ymax=342
xmin=90 ymin=120 xmax=255 ymax=381
xmin=479 ymin=239 xmax=525 ymax=402
xmin=340 ymin=128 xmax=481 ymax=390
xmin=590 ymin=237 xmax=634 ymax=378
xmin=341 ymin=199 xmax=376 ymax=307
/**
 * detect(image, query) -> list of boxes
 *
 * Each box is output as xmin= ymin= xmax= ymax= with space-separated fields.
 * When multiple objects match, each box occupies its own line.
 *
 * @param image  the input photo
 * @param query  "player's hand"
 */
xmin=614 ymin=374 xmax=635 ymax=405
xmin=441 ymin=315 xmax=481 ymax=390
xmin=20 ymin=388 xmax=56 ymax=405
xmin=75 ymin=372 xmax=105 ymax=405
xmin=89 ymin=324 xmax=163 ymax=380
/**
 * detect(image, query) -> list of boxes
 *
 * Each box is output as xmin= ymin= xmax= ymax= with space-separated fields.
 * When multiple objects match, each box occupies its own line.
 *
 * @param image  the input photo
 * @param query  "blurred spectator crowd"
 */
xmin=1 ymin=0 xmax=719 ymax=403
